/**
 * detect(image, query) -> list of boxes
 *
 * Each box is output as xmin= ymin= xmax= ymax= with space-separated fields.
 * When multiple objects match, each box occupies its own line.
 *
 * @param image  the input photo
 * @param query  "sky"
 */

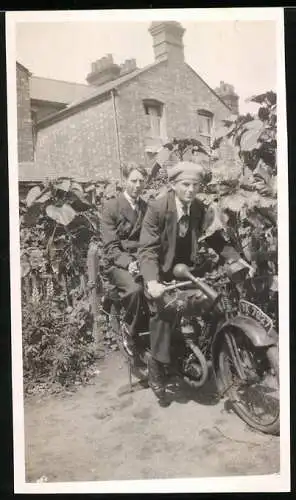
xmin=16 ymin=19 xmax=277 ymax=115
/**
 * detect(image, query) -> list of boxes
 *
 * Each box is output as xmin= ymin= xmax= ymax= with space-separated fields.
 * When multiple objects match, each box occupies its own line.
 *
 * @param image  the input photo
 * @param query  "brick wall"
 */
xmin=34 ymin=59 xmax=233 ymax=182
xmin=117 ymin=59 xmax=232 ymax=166
xmin=17 ymin=64 xmax=34 ymax=162
xmin=36 ymin=96 xmax=119 ymax=181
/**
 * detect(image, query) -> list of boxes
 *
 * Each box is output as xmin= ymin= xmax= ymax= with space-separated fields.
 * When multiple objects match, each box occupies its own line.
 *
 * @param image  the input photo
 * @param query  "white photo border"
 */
xmin=6 ymin=7 xmax=290 ymax=494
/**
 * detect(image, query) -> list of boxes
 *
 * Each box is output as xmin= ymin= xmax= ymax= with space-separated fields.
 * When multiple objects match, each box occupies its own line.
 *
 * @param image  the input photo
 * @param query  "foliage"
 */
xmin=209 ymin=91 xmax=277 ymax=278
xmin=162 ymin=137 xmax=211 ymax=160
xmin=20 ymin=177 xmax=103 ymax=283
xmin=213 ymin=91 xmax=277 ymax=176
xmin=20 ymin=177 xmax=113 ymax=393
xmin=22 ymin=296 xmax=95 ymax=394
xmin=149 ymin=92 xmax=278 ymax=318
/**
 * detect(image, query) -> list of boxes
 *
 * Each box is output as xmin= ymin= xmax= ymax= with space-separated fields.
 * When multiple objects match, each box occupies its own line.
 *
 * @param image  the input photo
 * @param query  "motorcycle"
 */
xmin=103 ymin=262 xmax=279 ymax=436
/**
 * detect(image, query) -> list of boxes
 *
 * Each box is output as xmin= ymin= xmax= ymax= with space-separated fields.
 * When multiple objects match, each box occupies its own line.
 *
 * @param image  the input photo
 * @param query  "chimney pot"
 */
xmin=86 ymin=54 xmax=120 ymax=87
xmin=120 ymin=58 xmax=137 ymax=75
xmin=215 ymin=81 xmax=239 ymax=115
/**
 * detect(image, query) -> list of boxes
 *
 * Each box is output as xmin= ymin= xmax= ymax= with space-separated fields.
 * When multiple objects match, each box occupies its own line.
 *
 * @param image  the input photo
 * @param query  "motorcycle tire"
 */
xmin=217 ymin=329 xmax=279 ymax=436
xmin=109 ymin=304 xmax=149 ymax=381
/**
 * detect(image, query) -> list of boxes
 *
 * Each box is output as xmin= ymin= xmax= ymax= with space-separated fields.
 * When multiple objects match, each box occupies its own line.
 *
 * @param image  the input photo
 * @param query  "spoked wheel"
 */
xmin=217 ymin=329 xmax=279 ymax=435
xmin=109 ymin=304 xmax=149 ymax=380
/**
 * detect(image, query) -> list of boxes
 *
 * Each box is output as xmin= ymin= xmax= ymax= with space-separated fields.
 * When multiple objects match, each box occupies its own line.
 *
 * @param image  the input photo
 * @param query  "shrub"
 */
xmin=22 ymin=294 xmax=96 ymax=394
xmin=20 ymin=178 xmax=107 ymax=393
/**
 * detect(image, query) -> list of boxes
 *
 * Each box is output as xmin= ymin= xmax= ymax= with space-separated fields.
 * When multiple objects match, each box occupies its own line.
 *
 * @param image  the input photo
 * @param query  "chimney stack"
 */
xmin=215 ymin=81 xmax=239 ymax=115
xmin=120 ymin=58 xmax=137 ymax=76
xmin=149 ymin=21 xmax=186 ymax=63
xmin=86 ymin=54 xmax=121 ymax=86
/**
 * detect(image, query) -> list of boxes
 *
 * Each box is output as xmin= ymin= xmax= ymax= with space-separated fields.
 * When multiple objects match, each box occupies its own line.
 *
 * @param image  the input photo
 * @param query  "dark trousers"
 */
xmin=108 ymin=267 xmax=145 ymax=336
xmin=147 ymin=287 xmax=210 ymax=364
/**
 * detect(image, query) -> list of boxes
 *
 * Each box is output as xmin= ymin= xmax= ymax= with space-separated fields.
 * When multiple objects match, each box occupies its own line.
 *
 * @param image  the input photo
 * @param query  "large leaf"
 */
xmin=84 ymin=184 xmax=96 ymax=193
xmin=71 ymin=181 xmax=83 ymax=192
xmin=219 ymin=192 xmax=251 ymax=213
xmin=155 ymin=146 xmax=171 ymax=167
xmin=246 ymin=91 xmax=276 ymax=105
xmin=239 ymin=120 xmax=264 ymax=152
xmin=26 ymin=186 xmax=41 ymax=207
xmin=199 ymin=203 xmax=227 ymax=241
xmin=55 ymin=179 xmax=71 ymax=192
xmin=35 ymin=190 xmax=52 ymax=204
xmin=46 ymin=204 xmax=77 ymax=226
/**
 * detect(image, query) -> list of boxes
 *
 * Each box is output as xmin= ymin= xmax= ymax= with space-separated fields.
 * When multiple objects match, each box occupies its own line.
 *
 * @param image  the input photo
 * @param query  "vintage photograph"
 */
xmin=7 ymin=8 xmax=289 ymax=494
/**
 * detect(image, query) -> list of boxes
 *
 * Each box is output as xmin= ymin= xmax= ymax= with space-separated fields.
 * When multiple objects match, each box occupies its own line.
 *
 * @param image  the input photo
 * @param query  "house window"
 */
xmin=197 ymin=109 xmax=213 ymax=147
xmin=143 ymin=99 xmax=165 ymax=139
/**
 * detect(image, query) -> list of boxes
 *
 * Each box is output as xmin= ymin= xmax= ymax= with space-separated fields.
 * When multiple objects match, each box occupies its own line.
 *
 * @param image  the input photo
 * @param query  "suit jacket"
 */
xmin=101 ymin=192 xmax=147 ymax=270
xmin=138 ymin=190 xmax=241 ymax=283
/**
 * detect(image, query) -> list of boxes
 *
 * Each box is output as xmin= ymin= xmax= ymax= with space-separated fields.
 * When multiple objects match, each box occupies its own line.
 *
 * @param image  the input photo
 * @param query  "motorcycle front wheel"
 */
xmin=217 ymin=329 xmax=279 ymax=435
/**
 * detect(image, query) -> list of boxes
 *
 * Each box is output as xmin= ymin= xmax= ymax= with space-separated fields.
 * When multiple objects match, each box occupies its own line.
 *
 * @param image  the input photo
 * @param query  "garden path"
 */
xmin=24 ymin=351 xmax=279 ymax=483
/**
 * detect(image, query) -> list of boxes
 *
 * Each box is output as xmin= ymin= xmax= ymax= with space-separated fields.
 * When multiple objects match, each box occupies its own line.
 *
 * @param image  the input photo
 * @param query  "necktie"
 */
xmin=178 ymin=207 xmax=190 ymax=237
xmin=134 ymin=199 xmax=140 ymax=220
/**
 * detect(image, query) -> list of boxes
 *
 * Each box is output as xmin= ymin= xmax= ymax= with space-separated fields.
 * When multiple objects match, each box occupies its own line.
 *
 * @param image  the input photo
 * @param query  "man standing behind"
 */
xmin=101 ymin=163 xmax=148 ymax=356
xmin=138 ymin=161 xmax=252 ymax=404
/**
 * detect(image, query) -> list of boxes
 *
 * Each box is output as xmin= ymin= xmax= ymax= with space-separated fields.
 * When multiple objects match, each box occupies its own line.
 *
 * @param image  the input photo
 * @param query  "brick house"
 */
xmin=17 ymin=62 xmax=34 ymax=163
xmin=18 ymin=21 xmax=239 ymax=184
xmin=17 ymin=61 xmax=94 ymax=178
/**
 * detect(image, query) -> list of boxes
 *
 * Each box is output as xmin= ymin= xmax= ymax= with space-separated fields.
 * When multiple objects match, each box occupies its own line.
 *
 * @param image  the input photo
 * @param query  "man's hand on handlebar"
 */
xmin=128 ymin=260 xmax=139 ymax=276
xmin=146 ymin=280 xmax=167 ymax=299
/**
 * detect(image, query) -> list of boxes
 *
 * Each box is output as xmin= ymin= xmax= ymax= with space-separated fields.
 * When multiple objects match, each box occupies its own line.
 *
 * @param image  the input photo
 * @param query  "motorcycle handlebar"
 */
xmin=162 ymin=280 xmax=194 ymax=292
xmin=159 ymin=268 xmax=219 ymax=303
xmin=172 ymin=264 xmax=220 ymax=302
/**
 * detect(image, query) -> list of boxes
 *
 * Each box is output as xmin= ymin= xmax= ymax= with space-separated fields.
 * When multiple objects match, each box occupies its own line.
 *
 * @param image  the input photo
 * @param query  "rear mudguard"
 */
xmin=212 ymin=314 xmax=278 ymax=350
xmin=211 ymin=315 xmax=278 ymax=393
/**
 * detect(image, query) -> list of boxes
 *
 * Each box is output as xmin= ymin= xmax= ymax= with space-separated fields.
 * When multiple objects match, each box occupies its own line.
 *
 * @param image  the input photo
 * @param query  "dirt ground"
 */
xmin=24 ymin=351 xmax=280 ymax=483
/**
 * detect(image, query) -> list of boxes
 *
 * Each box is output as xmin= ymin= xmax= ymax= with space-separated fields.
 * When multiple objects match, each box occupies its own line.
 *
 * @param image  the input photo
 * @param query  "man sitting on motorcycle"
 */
xmin=101 ymin=163 xmax=149 ymax=356
xmin=138 ymin=161 xmax=253 ymax=404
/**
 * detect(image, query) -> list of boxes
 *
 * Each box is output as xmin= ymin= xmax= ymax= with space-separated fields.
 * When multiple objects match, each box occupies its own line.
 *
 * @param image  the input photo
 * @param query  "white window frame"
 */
xmin=197 ymin=109 xmax=214 ymax=148
xmin=143 ymin=99 xmax=166 ymax=141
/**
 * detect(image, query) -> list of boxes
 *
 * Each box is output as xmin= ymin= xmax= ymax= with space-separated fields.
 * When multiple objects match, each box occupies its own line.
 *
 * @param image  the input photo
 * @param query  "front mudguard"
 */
xmin=211 ymin=314 xmax=278 ymax=393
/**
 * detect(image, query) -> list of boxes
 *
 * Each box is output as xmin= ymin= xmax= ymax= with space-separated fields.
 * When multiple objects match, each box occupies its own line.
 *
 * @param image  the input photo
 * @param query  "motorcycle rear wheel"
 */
xmin=109 ymin=304 xmax=149 ymax=380
xmin=217 ymin=329 xmax=279 ymax=435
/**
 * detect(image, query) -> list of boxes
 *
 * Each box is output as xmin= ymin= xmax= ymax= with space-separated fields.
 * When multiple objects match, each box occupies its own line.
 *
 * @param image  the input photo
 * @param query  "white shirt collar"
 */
xmin=123 ymin=191 xmax=138 ymax=210
xmin=174 ymin=195 xmax=191 ymax=222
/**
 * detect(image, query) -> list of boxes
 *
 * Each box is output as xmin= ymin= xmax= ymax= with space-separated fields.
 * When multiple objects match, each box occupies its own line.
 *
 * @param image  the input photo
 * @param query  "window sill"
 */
xmin=144 ymin=136 xmax=165 ymax=151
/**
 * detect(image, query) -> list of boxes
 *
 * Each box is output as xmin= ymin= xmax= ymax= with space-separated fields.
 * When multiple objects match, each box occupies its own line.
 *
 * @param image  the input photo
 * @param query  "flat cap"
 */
xmin=167 ymin=161 xmax=205 ymax=183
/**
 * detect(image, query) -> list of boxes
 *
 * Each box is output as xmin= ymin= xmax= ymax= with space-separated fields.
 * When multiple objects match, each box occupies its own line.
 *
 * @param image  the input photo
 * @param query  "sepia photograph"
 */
xmin=7 ymin=7 xmax=290 ymax=494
